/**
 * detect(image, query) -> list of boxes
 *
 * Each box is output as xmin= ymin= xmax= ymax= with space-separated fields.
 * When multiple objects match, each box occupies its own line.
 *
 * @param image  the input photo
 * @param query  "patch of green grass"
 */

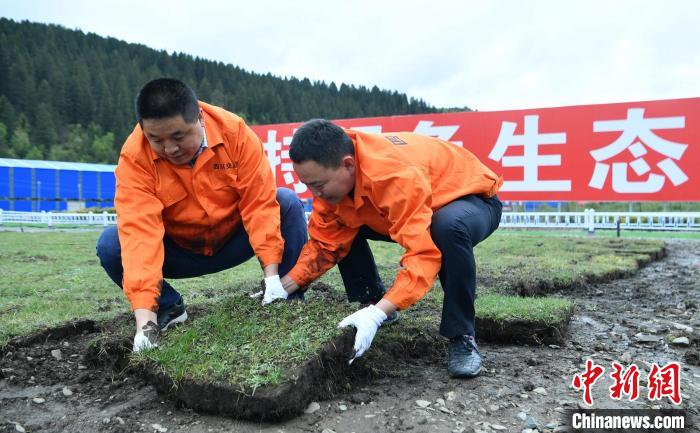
xmin=474 ymin=235 xmax=665 ymax=294
xmin=134 ymin=293 xmax=355 ymax=390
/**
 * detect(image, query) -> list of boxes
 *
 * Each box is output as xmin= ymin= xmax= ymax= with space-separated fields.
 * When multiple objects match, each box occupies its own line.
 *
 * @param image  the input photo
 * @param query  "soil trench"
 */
xmin=1 ymin=240 xmax=699 ymax=432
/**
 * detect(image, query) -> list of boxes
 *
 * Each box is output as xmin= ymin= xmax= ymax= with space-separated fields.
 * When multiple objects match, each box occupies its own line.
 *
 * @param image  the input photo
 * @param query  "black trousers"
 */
xmin=338 ymin=194 xmax=502 ymax=338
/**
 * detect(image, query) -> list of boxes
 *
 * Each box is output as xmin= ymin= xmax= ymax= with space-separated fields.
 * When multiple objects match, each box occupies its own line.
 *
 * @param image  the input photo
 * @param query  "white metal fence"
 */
xmin=501 ymin=210 xmax=700 ymax=232
xmin=1 ymin=209 xmax=699 ymax=232
xmin=0 ymin=209 xmax=116 ymax=227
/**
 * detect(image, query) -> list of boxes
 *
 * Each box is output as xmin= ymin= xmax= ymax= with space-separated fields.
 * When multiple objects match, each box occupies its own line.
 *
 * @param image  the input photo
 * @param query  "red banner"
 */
xmin=250 ymin=97 xmax=700 ymax=201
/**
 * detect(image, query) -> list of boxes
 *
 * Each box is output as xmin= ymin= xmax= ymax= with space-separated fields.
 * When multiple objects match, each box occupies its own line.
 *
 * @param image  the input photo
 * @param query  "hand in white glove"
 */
xmin=338 ymin=305 xmax=387 ymax=363
xmin=132 ymin=321 xmax=160 ymax=352
xmin=262 ymin=275 xmax=288 ymax=306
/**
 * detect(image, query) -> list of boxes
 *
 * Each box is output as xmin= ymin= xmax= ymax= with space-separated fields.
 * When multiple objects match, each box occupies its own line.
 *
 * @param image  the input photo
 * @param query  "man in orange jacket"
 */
xmin=96 ymin=78 xmax=307 ymax=351
xmin=272 ymin=119 xmax=502 ymax=377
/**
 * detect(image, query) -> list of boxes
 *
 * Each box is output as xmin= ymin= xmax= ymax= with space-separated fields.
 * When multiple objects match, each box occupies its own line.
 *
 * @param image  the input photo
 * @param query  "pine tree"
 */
xmin=31 ymin=102 xmax=58 ymax=151
xmin=0 ymin=96 xmax=16 ymax=133
xmin=0 ymin=122 xmax=10 ymax=157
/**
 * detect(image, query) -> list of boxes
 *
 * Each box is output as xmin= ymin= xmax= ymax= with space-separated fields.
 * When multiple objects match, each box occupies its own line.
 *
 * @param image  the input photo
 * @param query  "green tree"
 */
xmin=9 ymin=127 xmax=33 ymax=158
xmin=31 ymin=101 xmax=58 ymax=151
xmin=90 ymin=130 xmax=117 ymax=163
xmin=0 ymin=96 xmax=16 ymax=133
xmin=49 ymin=124 xmax=87 ymax=162
xmin=0 ymin=122 xmax=10 ymax=157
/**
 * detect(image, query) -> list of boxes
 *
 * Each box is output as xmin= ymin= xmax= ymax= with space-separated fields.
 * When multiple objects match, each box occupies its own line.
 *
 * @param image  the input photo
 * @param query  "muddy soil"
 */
xmin=1 ymin=239 xmax=699 ymax=433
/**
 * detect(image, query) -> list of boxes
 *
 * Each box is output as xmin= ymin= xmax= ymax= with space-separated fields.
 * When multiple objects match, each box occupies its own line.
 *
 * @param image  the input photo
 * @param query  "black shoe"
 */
xmin=361 ymin=300 xmax=400 ymax=326
xmin=383 ymin=310 xmax=400 ymax=326
xmin=157 ymin=298 xmax=187 ymax=331
xmin=448 ymin=335 xmax=481 ymax=378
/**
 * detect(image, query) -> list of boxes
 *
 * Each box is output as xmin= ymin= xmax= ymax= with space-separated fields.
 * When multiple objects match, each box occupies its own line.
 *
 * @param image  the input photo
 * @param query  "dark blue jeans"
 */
xmin=96 ymin=188 xmax=308 ymax=310
xmin=338 ymin=194 xmax=502 ymax=339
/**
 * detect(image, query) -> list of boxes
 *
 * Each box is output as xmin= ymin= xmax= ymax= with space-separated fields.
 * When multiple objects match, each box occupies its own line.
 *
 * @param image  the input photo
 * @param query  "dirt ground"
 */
xmin=1 ymin=239 xmax=699 ymax=433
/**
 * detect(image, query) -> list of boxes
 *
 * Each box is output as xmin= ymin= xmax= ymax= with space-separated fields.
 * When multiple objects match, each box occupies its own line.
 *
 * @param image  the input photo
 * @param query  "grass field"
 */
xmin=0 ymin=229 xmax=668 ymax=346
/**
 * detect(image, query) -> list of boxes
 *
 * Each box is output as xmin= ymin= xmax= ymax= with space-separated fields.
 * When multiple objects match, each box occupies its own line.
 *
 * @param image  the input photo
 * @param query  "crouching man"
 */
xmin=268 ymin=119 xmax=502 ymax=377
xmin=96 ymin=78 xmax=307 ymax=351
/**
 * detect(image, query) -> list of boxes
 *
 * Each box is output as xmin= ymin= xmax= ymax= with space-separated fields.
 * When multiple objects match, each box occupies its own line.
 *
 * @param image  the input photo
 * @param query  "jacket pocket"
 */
xmin=156 ymin=178 xmax=188 ymax=208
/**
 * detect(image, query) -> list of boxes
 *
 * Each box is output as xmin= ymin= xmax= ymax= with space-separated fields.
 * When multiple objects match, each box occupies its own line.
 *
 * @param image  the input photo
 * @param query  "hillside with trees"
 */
xmin=0 ymin=18 xmax=440 ymax=164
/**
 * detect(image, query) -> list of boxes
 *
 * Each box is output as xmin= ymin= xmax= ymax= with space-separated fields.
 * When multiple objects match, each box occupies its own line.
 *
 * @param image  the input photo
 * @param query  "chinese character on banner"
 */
xmin=263 ymin=128 xmax=308 ymax=194
xmin=280 ymin=132 xmax=308 ymax=194
xmin=609 ymin=362 xmax=640 ymax=401
xmin=488 ymin=115 xmax=571 ymax=191
xmin=262 ymin=130 xmax=282 ymax=179
xmin=589 ymin=108 xmax=688 ymax=193
xmin=647 ymin=362 xmax=682 ymax=405
xmin=572 ymin=359 xmax=605 ymax=405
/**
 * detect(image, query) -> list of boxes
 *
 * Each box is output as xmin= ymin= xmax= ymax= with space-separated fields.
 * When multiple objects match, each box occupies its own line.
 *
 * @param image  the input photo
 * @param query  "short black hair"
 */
xmin=135 ymin=78 xmax=200 ymax=124
xmin=289 ymin=119 xmax=354 ymax=168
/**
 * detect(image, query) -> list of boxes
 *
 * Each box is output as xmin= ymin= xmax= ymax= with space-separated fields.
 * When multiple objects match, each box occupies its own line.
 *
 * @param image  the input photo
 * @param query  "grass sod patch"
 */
xmin=127 ymin=290 xmax=360 ymax=420
xmin=135 ymin=292 xmax=354 ymax=389
xmin=475 ymin=294 xmax=574 ymax=344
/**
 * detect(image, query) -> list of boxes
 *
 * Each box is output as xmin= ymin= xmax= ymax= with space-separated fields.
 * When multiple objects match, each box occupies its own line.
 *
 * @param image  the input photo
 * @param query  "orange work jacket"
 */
xmin=115 ymin=102 xmax=283 ymax=311
xmin=287 ymin=130 xmax=502 ymax=310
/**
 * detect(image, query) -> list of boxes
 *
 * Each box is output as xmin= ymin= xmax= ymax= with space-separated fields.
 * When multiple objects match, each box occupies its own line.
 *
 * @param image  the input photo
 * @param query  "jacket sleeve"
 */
xmin=286 ymin=203 xmax=358 ymax=287
xmin=374 ymin=170 xmax=442 ymax=310
xmin=231 ymin=123 xmax=284 ymax=267
xmin=114 ymin=154 xmax=165 ymax=312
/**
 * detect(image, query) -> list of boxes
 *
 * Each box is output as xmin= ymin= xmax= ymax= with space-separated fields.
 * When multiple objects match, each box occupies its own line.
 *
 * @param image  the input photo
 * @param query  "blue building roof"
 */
xmin=0 ymin=158 xmax=116 ymax=172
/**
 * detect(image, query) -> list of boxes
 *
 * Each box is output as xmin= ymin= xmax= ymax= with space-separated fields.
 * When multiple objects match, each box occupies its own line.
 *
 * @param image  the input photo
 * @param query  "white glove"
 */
xmin=262 ymin=275 xmax=288 ymax=306
xmin=133 ymin=321 xmax=159 ymax=352
xmin=338 ymin=305 xmax=387 ymax=363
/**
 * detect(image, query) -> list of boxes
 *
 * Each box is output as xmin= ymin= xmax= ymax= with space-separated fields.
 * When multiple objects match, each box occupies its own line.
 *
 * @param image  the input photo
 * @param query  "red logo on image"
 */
xmin=647 ymin=362 xmax=682 ymax=405
xmin=572 ymin=359 xmax=605 ymax=405
xmin=609 ymin=362 xmax=640 ymax=401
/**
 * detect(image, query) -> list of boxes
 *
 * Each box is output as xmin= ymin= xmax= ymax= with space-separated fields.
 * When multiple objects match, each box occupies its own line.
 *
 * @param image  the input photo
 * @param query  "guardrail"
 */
xmin=1 ymin=209 xmax=699 ymax=232
xmin=501 ymin=210 xmax=700 ymax=231
xmin=0 ymin=210 xmax=116 ymax=227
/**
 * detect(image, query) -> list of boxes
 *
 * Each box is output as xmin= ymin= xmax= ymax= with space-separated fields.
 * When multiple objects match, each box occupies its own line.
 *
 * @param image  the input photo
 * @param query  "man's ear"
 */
xmin=341 ymin=154 xmax=356 ymax=172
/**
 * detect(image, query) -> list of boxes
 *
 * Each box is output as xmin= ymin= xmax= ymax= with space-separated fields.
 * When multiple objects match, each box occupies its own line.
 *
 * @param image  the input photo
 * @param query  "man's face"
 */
xmin=293 ymin=157 xmax=356 ymax=204
xmin=142 ymin=113 xmax=204 ymax=165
